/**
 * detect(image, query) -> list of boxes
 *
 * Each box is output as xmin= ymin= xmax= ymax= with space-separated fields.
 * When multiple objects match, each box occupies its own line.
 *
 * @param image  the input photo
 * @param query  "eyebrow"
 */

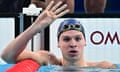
xmin=62 ymin=35 xmax=82 ymax=38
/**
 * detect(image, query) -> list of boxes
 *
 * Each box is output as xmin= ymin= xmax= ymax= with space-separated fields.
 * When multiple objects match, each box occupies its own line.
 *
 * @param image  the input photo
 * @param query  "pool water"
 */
xmin=38 ymin=65 xmax=120 ymax=72
xmin=0 ymin=64 xmax=120 ymax=72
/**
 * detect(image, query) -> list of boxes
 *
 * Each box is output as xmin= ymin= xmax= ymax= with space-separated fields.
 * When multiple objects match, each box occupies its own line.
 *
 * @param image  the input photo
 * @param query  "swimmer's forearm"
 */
xmin=16 ymin=50 xmax=34 ymax=62
xmin=1 ymin=1 xmax=69 ymax=63
xmin=1 ymin=23 xmax=42 ymax=63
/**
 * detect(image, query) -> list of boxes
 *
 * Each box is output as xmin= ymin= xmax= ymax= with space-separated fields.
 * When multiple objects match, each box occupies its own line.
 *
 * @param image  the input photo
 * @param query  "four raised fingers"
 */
xmin=46 ymin=1 xmax=69 ymax=18
xmin=51 ymin=1 xmax=63 ymax=12
xmin=54 ymin=4 xmax=67 ymax=14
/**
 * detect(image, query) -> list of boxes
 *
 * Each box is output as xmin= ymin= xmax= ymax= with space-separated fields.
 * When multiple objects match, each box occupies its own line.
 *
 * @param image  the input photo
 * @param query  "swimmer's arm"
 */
xmin=16 ymin=50 xmax=47 ymax=65
xmin=1 ymin=1 xmax=69 ymax=63
xmin=1 ymin=25 xmax=38 ymax=63
xmin=16 ymin=50 xmax=61 ymax=65
xmin=96 ymin=61 xmax=118 ymax=69
xmin=16 ymin=50 xmax=34 ymax=62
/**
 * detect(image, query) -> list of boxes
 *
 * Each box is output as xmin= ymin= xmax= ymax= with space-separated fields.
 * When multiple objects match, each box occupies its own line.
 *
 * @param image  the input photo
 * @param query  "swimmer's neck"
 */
xmin=59 ymin=58 xmax=88 ymax=67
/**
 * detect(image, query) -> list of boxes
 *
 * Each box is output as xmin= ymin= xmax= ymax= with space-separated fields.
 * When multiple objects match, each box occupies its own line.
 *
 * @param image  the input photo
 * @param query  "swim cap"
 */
xmin=57 ymin=19 xmax=85 ymax=41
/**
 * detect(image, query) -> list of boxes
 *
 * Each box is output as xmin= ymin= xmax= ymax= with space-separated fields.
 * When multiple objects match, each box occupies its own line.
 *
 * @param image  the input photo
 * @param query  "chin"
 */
xmin=68 ymin=57 xmax=79 ymax=62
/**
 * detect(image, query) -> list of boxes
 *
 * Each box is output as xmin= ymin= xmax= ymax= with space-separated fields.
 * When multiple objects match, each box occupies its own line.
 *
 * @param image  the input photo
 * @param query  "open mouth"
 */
xmin=68 ymin=50 xmax=78 ymax=56
xmin=69 ymin=50 xmax=77 ymax=53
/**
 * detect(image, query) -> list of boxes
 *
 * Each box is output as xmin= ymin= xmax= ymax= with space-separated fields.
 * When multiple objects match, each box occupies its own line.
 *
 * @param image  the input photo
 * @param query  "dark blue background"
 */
xmin=75 ymin=0 xmax=120 ymax=13
xmin=0 ymin=0 xmax=120 ymax=13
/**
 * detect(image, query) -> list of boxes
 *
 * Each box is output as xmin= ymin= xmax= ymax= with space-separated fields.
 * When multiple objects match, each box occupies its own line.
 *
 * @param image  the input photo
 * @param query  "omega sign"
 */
xmin=90 ymin=31 xmax=120 ymax=45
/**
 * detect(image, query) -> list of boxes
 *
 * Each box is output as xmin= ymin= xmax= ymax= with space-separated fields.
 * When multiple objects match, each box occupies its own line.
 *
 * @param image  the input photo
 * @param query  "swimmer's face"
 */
xmin=58 ymin=30 xmax=86 ymax=62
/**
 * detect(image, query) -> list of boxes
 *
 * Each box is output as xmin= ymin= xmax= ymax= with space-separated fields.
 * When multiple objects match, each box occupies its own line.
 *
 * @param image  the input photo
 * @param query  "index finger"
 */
xmin=46 ymin=1 xmax=54 ymax=10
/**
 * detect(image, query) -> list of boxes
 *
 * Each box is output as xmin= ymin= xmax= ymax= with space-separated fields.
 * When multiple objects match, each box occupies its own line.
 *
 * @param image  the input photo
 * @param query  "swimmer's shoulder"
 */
xmin=87 ymin=61 xmax=118 ymax=69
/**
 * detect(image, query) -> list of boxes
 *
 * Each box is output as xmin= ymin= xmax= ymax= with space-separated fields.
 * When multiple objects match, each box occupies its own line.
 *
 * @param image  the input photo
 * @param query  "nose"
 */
xmin=69 ymin=39 xmax=77 ymax=48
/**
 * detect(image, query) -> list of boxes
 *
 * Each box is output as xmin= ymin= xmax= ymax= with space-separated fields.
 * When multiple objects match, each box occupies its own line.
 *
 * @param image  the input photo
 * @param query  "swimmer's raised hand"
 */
xmin=32 ymin=1 xmax=69 ymax=33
